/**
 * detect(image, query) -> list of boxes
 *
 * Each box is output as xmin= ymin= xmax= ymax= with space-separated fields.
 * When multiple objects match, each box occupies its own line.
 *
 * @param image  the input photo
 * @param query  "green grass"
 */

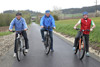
xmin=55 ymin=17 xmax=100 ymax=43
xmin=0 ymin=31 xmax=13 ymax=36
xmin=65 ymin=13 xmax=82 ymax=17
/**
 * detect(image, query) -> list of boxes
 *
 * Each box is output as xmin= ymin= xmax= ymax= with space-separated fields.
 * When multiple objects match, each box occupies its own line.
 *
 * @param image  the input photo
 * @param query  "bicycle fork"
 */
xmin=79 ymin=38 xmax=84 ymax=51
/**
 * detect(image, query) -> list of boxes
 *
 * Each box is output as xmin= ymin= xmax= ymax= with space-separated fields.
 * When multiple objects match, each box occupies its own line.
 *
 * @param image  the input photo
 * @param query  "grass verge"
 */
xmin=0 ymin=31 xmax=13 ymax=36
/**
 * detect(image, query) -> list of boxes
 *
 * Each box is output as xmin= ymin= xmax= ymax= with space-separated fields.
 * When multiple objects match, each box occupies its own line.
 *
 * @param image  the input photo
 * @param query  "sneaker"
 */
xmin=42 ymin=39 xmax=45 ymax=42
xmin=45 ymin=48 xmax=47 ymax=53
xmin=25 ymin=49 xmax=29 ymax=53
xmin=86 ymin=52 xmax=90 ymax=57
xmin=13 ymin=53 xmax=16 ymax=58
xmin=73 ymin=47 xmax=76 ymax=51
xmin=51 ymin=49 xmax=54 ymax=52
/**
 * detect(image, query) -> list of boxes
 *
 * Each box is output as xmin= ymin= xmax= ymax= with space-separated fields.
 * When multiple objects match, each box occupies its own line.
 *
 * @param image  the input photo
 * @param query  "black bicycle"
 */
xmin=43 ymin=26 xmax=53 ymax=55
xmin=12 ymin=30 xmax=26 ymax=62
xmin=74 ymin=28 xmax=90 ymax=60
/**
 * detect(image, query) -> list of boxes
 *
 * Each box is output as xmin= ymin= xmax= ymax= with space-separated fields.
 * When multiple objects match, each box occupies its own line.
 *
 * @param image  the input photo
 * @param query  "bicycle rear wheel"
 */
xmin=44 ymin=35 xmax=51 ymax=55
xmin=16 ymin=39 xmax=21 ymax=62
xmin=79 ymin=37 xmax=86 ymax=60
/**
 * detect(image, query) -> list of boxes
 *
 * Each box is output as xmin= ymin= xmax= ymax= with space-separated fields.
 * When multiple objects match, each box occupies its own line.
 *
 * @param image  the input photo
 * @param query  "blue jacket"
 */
xmin=40 ymin=15 xmax=56 ymax=31
xmin=9 ymin=17 xmax=28 ymax=31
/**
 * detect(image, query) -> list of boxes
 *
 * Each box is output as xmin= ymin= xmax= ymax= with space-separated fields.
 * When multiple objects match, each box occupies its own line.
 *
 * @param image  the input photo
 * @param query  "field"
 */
xmin=65 ymin=13 xmax=82 ymax=17
xmin=55 ymin=17 xmax=100 ymax=44
xmin=62 ymin=13 xmax=95 ymax=18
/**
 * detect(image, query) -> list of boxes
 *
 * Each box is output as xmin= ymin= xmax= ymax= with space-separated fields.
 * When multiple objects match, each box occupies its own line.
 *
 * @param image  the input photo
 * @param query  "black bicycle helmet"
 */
xmin=16 ymin=12 xmax=22 ymax=16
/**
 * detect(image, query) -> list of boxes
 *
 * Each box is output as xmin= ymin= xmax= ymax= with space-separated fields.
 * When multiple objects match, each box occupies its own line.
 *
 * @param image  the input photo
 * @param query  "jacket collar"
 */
xmin=45 ymin=15 xmax=51 ymax=18
xmin=83 ymin=18 xmax=88 ymax=20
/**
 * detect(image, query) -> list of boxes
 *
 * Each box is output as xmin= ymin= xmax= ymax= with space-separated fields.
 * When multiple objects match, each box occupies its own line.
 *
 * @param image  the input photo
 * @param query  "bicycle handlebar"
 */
xmin=75 ymin=28 xmax=90 ymax=32
xmin=10 ymin=30 xmax=25 ymax=33
xmin=44 ymin=26 xmax=54 ymax=29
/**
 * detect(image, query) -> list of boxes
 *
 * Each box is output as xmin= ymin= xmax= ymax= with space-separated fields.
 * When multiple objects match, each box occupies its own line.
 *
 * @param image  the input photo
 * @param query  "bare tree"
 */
xmin=52 ymin=6 xmax=64 ymax=20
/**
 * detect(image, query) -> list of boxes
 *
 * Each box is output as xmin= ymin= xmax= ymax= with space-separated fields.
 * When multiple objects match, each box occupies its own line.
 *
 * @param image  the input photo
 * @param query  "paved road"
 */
xmin=0 ymin=23 xmax=100 ymax=67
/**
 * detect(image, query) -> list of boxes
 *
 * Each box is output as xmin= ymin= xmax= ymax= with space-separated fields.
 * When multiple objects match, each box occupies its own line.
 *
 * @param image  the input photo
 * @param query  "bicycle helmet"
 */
xmin=83 ymin=11 xmax=88 ymax=15
xmin=16 ymin=12 xmax=22 ymax=16
xmin=45 ymin=10 xmax=50 ymax=13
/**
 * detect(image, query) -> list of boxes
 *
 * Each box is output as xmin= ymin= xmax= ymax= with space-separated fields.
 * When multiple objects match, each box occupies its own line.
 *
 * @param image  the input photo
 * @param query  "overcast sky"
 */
xmin=0 ymin=0 xmax=100 ymax=13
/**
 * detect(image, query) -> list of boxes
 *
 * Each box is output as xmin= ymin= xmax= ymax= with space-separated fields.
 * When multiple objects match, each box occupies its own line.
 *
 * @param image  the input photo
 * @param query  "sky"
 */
xmin=0 ymin=0 xmax=100 ymax=13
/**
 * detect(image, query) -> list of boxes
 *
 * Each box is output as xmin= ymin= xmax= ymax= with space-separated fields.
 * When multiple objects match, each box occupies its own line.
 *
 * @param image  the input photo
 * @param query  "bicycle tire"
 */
xmin=45 ymin=35 xmax=51 ymax=55
xmin=22 ymin=39 xmax=26 ymax=56
xmin=16 ymin=38 xmax=21 ymax=62
xmin=79 ymin=37 xmax=86 ymax=60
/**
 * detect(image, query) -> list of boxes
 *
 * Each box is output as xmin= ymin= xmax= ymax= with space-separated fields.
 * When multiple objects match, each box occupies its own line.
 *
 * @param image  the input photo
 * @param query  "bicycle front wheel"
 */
xmin=45 ymin=35 xmax=51 ymax=55
xmin=16 ymin=39 xmax=21 ymax=62
xmin=79 ymin=37 xmax=86 ymax=60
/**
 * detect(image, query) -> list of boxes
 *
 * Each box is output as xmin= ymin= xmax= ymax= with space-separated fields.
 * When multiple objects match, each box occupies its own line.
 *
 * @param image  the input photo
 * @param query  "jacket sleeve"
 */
xmin=77 ymin=19 xmax=81 ymax=24
xmin=40 ymin=16 xmax=44 ymax=26
xmin=91 ymin=20 xmax=95 ymax=25
xmin=22 ymin=19 xmax=28 ymax=29
xmin=9 ymin=19 xmax=15 ymax=30
xmin=51 ymin=16 xmax=56 ymax=27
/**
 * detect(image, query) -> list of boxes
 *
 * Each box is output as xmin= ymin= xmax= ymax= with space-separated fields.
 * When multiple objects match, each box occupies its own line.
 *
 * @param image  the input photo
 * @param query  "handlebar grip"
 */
xmin=86 ymin=29 xmax=90 ymax=31
xmin=76 ymin=28 xmax=80 ymax=30
xmin=12 ymin=31 xmax=15 ymax=32
xmin=44 ymin=26 xmax=53 ymax=29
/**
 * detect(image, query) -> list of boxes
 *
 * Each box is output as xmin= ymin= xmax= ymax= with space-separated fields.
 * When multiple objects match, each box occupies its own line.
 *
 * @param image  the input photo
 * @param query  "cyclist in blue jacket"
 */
xmin=40 ymin=10 xmax=56 ymax=52
xmin=9 ymin=12 xmax=29 ymax=57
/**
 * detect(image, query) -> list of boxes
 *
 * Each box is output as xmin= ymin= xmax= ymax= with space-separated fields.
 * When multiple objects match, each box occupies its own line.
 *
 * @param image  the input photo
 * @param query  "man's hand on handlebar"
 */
xmin=90 ymin=28 xmax=93 ymax=31
xmin=53 ymin=27 xmax=56 ymax=29
xmin=41 ymin=26 xmax=44 ymax=28
xmin=24 ymin=29 xmax=28 ymax=31
xmin=9 ymin=29 xmax=12 ymax=32
xmin=73 ymin=26 xmax=77 ymax=30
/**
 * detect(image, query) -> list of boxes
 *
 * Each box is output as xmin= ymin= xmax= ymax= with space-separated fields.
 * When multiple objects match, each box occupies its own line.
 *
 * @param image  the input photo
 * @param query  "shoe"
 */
xmin=25 ymin=49 xmax=29 ymax=53
xmin=45 ymin=48 xmax=47 ymax=53
xmin=42 ymin=39 xmax=45 ymax=42
xmin=73 ymin=47 xmax=76 ymax=51
xmin=51 ymin=49 xmax=54 ymax=52
xmin=13 ymin=53 xmax=16 ymax=58
xmin=86 ymin=52 xmax=90 ymax=57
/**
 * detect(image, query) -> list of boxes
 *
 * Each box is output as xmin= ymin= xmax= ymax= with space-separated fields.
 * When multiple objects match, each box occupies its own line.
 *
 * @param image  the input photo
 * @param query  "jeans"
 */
xmin=40 ymin=28 xmax=53 ymax=50
xmin=74 ymin=31 xmax=89 ymax=52
xmin=14 ymin=31 xmax=29 ymax=53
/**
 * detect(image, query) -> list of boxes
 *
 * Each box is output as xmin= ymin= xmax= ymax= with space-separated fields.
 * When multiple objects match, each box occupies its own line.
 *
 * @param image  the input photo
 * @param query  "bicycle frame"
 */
xmin=44 ymin=27 xmax=51 ymax=35
xmin=75 ymin=28 xmax=90 ymax=60
xmin=10 ymin=30 xmax=26 ymax=61
xmin=79 ymin=32 xmax=84 ymax=50
xmin=43 ymin=26 xmax=53 ymax=55
xmin=16 ymin=32 xmax=25 ymax=50
xmin=46 ymin=30 xmax=49 ymax=36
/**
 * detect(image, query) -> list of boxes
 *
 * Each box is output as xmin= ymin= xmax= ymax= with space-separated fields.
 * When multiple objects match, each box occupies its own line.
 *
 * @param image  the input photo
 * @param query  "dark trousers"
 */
xmin=14 ymin=31 xmax=29 ymax=53
xmin=40 ymin=28 xmax=53 ymax=49
xmin=74 ymin=31 xmax=89 ymax=52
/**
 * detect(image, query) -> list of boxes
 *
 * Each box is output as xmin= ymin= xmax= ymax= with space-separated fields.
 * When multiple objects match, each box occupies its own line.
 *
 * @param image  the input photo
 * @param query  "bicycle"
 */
xmin=43 ymin=26 xmax=53 ymax=55
xmin=12 ymin=30 xmax=26 ymax=62
xmin=74 ymin=28 xmax=90 ymax=60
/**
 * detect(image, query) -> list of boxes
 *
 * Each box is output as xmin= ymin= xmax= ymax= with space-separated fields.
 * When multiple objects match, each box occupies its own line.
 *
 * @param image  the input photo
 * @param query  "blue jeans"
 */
xmin=40 ymin=28 xmax=53 ymax=50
